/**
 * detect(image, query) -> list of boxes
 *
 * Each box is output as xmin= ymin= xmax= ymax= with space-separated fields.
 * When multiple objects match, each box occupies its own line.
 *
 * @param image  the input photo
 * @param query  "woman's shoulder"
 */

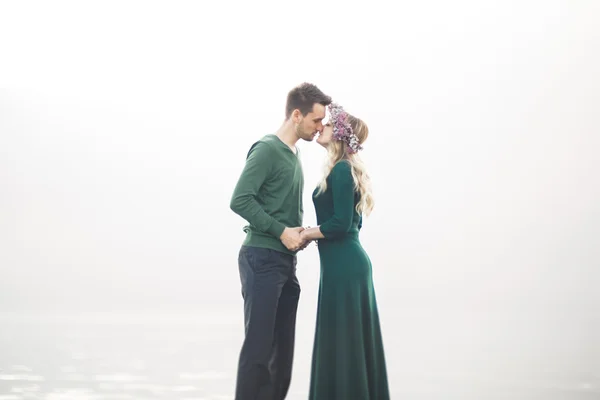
xmin=331 ymin=160 xmax=352 ymax=174
xmin=329 ymin=160 xmax=353 ymax=183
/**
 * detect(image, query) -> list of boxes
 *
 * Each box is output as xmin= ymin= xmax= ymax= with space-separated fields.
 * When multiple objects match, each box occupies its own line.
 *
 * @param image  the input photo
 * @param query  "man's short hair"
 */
xmin=285 ymin=83 xmax=332 ymax=119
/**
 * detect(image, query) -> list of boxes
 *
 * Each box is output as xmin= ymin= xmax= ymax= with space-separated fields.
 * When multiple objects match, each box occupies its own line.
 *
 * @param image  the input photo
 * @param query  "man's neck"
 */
xmin=275 ymin=122 xmax=299 ymax=153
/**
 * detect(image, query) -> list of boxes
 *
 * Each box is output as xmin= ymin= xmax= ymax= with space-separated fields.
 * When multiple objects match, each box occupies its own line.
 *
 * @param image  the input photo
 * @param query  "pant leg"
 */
xmin=270 ymin=255 xmax=300 ymax=400
xmin=235 ymin=246 xmax=290 ymax=400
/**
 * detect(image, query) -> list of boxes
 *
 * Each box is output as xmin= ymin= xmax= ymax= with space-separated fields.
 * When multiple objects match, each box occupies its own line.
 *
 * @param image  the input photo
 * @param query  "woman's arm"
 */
xmin=300 ymin=226 xmax=325 ymax=242
xmin=300 ymin=162 xmax=356 ymax=245
xmin=317 ymin=161 xmax=355 ymax=239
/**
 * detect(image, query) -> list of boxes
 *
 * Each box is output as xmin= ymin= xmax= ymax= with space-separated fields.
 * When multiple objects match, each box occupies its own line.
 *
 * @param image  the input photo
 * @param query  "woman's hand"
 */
xmin=296 ymin=228 xmax=311 ymax=251
xmin=299 ymin=225 xmax=324 ymax=249
xmin=300 ymin=228 xmax=310 ymax=242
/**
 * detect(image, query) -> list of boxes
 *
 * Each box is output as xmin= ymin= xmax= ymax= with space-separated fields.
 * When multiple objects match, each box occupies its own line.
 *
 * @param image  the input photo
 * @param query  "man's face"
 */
xmin=293 ymin=103 xmax=326 ymax=142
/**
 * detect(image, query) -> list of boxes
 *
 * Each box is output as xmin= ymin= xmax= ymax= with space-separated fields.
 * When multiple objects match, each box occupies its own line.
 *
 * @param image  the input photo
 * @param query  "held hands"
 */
xmin=298 ymin=226 xmax=319 ymax=250
xmin=280 ymin=227 xmax=306 ymax=252
xmin=298 ymin=228 xmax=311 ymax=251
xmin=300 ymin=226 xmax=320 ymax=249
xmin=280 ymin=226 xmax=316 ymax=251
xmin=299 ymin=228 xmax=312 ymax=247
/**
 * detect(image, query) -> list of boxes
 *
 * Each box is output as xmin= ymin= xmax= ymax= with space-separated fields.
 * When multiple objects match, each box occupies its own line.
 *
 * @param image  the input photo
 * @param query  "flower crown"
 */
xmin=328 ymin=102 xmax=363 ymax=154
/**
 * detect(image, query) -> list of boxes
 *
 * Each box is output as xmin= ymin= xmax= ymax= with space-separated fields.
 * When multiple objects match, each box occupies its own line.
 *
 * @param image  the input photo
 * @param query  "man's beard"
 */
xmin=295 ymin=123 xmax=313 ymax=141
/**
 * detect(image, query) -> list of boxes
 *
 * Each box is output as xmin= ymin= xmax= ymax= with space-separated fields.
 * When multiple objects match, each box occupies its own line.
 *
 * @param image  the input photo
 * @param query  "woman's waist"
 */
xmin=317 ymin=235 xmax=370 ymax=261
xmin=317 ymin=231 xmax=361 ymax=246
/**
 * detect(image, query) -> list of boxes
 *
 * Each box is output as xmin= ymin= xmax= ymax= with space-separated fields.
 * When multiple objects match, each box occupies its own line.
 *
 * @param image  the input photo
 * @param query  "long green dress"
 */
xmin=309 ymin=161 xmax=390 ymax=399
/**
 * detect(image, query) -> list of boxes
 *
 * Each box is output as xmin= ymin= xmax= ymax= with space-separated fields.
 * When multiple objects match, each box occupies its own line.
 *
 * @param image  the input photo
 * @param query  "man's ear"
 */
xmin=292 ymin=109 xmax=303 ymax=124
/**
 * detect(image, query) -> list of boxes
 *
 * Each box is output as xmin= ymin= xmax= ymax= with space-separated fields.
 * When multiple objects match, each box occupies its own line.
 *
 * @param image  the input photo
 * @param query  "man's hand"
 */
xmin=297 ymin=238 xmax=311 ymax=251
xmin=280 ymin=227 xmax=305 ymax=251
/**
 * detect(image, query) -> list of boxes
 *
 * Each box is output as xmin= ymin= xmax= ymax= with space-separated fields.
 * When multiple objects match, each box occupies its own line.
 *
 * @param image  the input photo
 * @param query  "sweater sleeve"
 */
xmin=319 ymin=161 xmax=356 ymax=239
xmin=229 ymin=141 xmax=287 ymax=238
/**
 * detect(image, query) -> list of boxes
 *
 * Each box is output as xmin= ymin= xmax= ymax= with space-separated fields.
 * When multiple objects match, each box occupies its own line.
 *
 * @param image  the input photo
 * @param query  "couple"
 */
xmin=230 ymin=83 xmax=389 ymax=400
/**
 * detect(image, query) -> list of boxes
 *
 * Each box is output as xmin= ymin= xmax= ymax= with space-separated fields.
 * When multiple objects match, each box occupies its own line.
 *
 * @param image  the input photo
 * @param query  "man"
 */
xmin=230 ymin=82 xmax=332 ymax=400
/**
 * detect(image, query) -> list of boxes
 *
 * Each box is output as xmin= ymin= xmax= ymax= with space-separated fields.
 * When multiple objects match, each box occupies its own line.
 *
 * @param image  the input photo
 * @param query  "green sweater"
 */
xmin=230 ymin=134 xmax=304 ymax=255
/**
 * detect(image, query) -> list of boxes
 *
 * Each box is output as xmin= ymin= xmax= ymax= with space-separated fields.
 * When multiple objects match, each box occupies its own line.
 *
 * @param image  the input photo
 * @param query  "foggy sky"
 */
xmin=1 ymin=1 xmax=598 ymax=320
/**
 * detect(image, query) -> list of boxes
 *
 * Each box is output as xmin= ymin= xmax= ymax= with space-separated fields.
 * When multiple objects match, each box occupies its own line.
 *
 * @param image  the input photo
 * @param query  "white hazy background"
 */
xmin=1 ymin=1 xmax=599 ymax=399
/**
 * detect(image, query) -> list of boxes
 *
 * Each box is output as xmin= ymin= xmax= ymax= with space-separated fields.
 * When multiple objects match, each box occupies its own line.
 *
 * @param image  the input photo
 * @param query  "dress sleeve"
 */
xmin=319 ymin=161 xmax=356 ymax=239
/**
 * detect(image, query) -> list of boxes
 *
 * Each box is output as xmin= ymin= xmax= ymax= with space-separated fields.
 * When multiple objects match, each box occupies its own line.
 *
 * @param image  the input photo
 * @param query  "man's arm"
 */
xmin=230 ymin=141 xmax=287 ymax=238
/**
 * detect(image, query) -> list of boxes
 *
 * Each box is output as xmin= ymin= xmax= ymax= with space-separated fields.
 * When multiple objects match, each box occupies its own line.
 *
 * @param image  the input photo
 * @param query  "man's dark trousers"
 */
xmin=235 ymin=245 xmax=301 ymax=400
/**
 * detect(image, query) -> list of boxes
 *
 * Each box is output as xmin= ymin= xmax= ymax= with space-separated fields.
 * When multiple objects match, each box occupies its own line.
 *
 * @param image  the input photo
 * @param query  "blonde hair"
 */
xmin=316 ymin=115 xmax=374 ymax=216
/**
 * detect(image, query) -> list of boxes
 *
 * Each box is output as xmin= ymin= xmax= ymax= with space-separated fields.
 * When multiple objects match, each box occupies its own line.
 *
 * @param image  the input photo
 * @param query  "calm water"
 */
xmin=0 ymin=310 xmax=598 ymax=399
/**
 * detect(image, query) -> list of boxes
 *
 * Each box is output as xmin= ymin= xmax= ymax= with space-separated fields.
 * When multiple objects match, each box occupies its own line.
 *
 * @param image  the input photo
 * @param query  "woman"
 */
xmin=300 ymin=103 xmax=390 ymax=399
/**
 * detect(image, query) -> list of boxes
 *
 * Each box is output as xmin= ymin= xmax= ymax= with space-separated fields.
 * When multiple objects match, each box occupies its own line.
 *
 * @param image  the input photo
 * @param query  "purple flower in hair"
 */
xmin=328 ymin=102 xmax=363 ymax=154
